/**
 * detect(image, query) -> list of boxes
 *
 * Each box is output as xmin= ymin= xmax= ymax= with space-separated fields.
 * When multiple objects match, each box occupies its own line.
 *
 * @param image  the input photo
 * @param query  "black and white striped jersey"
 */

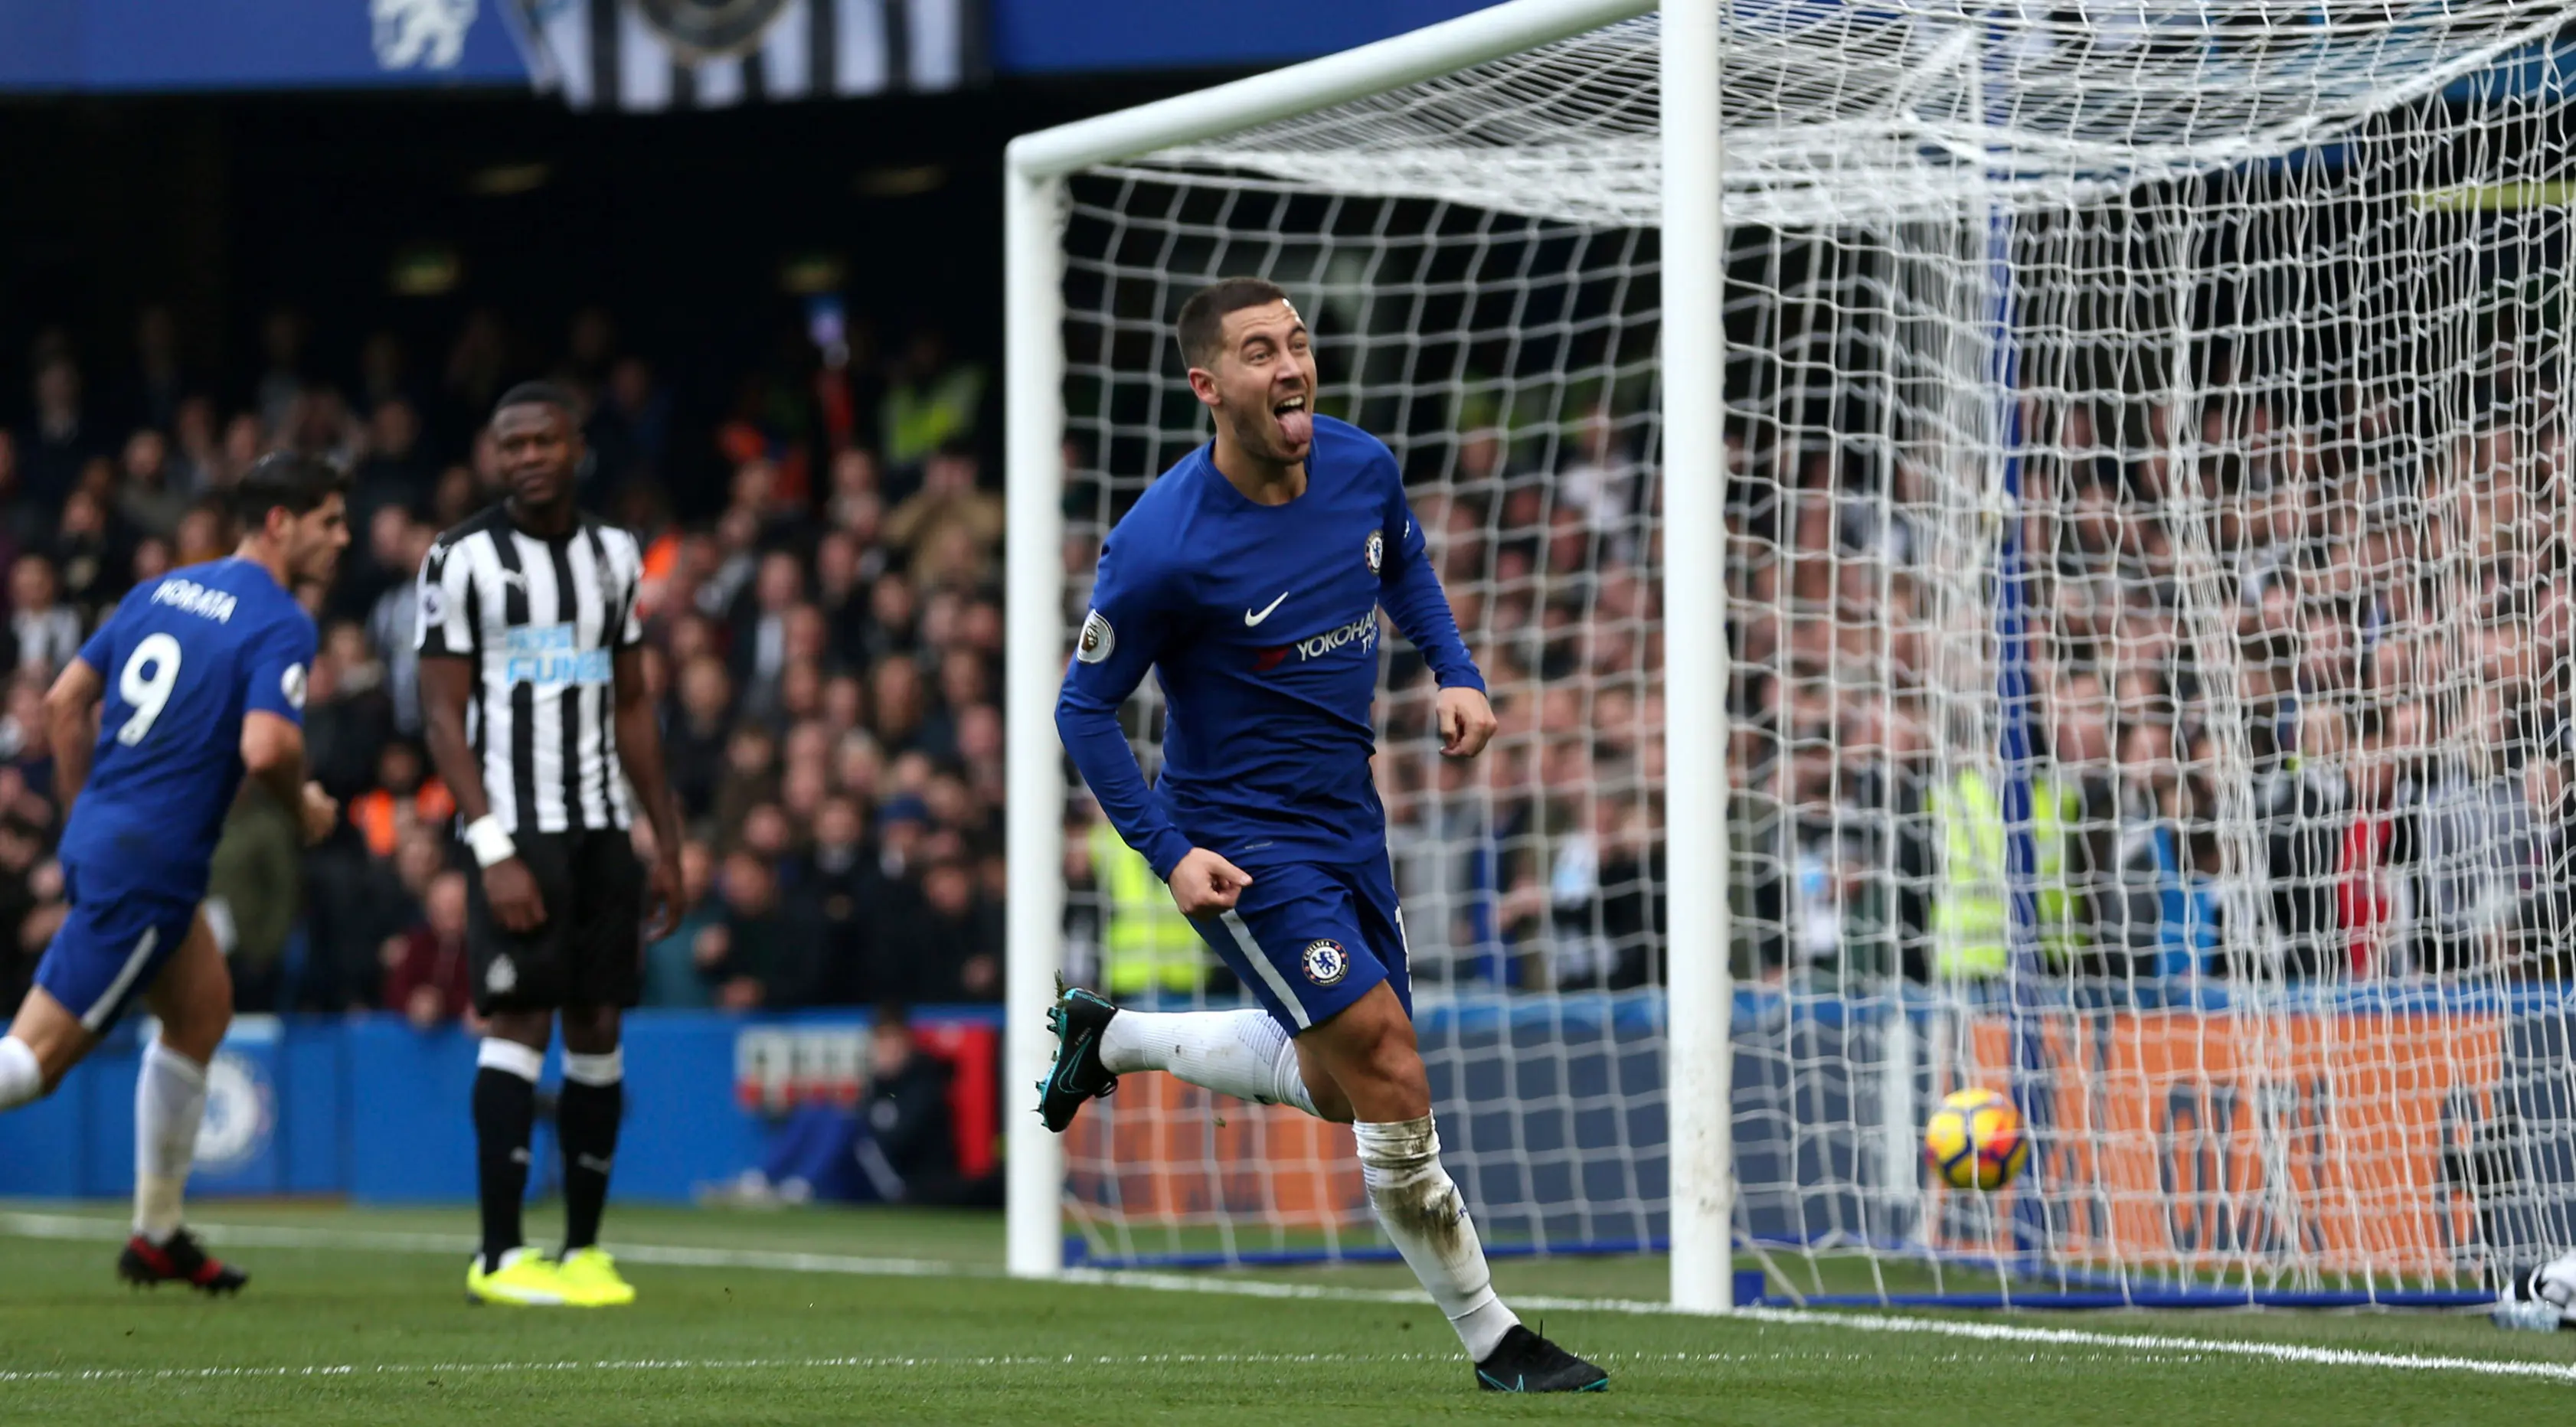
xmin=415 ymin=505 xmax=646 ymax=835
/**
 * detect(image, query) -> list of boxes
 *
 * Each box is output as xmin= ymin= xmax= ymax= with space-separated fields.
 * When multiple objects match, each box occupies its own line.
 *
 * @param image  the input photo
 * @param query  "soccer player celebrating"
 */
xmin=417 ymin=384 xmax=688 ymax=1308
xmin=1044 ymin=279 xmax=1607 ymax=1393
xmin=0 ymin=453 xmax=348 ymax=1293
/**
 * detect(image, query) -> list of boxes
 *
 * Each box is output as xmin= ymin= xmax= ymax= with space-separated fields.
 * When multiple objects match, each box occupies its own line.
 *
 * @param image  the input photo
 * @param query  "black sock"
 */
xmin=557 ymin=1076 xmax=623 ymax=1254
xmin=472 ymin=1067 xmax=537 ymax=1274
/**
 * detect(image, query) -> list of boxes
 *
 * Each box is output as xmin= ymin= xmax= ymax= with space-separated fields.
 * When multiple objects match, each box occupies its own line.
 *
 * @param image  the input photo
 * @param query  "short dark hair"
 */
xmin=1175 ymin=277 xmax=1293 ymax=371
xmin=492 ymin=380 xmax=582 ymax=425
xmin=233 ymin=452 xmax=348 ymax=528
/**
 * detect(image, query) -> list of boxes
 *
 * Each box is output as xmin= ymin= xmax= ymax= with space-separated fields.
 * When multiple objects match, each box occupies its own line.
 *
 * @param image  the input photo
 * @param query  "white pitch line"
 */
xmin=0 ymin=1348 xmax=1993 ymax=1388
xmin=0 ymin=1211 xmax=972 ymax=1278
xmin=0 ymin=1351 xmax=1431 ymax=1386
xmin=1730 ymin=1306 xmax=2576 ymax=1384
xmin=5 ymin=1211 xmax=2569 ymax=1384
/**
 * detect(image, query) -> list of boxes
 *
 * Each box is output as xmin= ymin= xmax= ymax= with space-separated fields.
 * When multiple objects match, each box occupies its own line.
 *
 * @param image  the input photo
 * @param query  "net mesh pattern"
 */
xmin=1045 ymin=2 xmax=2576 ymax=1297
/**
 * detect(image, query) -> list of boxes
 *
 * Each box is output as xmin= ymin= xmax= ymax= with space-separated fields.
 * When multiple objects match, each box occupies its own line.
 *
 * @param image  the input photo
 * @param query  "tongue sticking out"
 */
xmin=1276 ymin=407 xmax=1313 ymax=449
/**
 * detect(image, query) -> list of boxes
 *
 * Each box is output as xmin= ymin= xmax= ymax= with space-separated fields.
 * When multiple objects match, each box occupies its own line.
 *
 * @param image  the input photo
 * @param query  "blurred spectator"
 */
xmin=879 ymin=330 xmax=986 ymax=472
xmin=0 ymin=817 xmax=47 ymax=1009
xmin=703 ymin=850 xmax=819 ymax=1010
xmin=124 ymin=305 xmax=189 ymax=436
xmin=642 ymin=839 xmax=723 ymax=1009
xmin=207 ymin=784 xmax=303 ymax=1013
xmin=384 ymin=869 xmax=476 ymax=1030
xmin=0 ymin=430 xmax=31 ymax=556
xmin=879 ymin=852 xmax=1000 ymax=1003
xmin=849 ymin=1007 xmax=980 ymax=1205
xmin=883 ymin=446 xmax=1002 ymax=566
xmin=118 ymin=429 xmax=188 ymax=539
xmin=8 ymin=556 xmax=81 ymax=679
xmin=796 ymin=795 xmax=886 ymax=1004
xmin=25 ymin=355 xmax=96 ymax=508
xmin=169 ymin=397 xmax=221 ymax=494
xmin=52 ymin=485 xmax=123 ymax=622
xmin=732 ymin=550 xmax=806 ymax=720
xmin=346 ymin=740 xmax=453 ymax=860
xmin=352 ymin=398 xmax=433 ymax=532
xmin=255 ymin=309 xmax=309 ymax=435
xmin=303 ymin=625 xmax=397 ymax=801
xmin=364 ymin=516 xmax=436 ymax=734
xmin=590 ymin=356 xmax=672 ymax=488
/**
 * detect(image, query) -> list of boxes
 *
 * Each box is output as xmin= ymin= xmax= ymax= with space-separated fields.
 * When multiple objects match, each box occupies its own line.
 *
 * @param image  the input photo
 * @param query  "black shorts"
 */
xmin=466 ymin=828 xmax=645 ymax=1015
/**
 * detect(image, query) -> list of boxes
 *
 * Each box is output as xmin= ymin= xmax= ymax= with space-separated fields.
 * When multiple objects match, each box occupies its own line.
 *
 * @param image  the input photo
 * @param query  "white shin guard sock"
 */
xmin=0 ymin=1037 xmax=41 ymax=1111
xmin=1098 ymin=1008 xmax=1319 ymax=1116
xmin=134 ymin=1041 xmax=210 ymax=1243
xmin=1354 ymin=1115 xmax=1519 ymax=1360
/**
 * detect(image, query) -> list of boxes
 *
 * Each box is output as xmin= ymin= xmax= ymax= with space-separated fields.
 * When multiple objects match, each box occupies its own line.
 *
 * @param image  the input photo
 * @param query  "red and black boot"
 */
xmin=117 ymin=1229 xmax=248 ymax=1295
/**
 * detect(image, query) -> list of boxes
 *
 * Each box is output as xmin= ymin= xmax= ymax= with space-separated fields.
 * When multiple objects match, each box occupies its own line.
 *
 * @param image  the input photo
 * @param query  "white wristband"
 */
xmin=464 ymin=815 xmax=518 ymax=869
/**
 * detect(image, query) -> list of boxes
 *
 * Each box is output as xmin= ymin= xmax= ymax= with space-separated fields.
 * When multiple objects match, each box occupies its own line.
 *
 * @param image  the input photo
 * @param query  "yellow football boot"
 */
xmin=466 ymin=1247 xmax=569 ymax=1306
xmin=553 ymin=1247 xmax=637 ymax=1307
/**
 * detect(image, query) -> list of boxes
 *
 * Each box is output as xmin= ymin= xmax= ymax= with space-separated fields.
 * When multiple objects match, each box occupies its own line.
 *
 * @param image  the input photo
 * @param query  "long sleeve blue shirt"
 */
xmin=1056 ymin=416 xmax=1484 ymax=880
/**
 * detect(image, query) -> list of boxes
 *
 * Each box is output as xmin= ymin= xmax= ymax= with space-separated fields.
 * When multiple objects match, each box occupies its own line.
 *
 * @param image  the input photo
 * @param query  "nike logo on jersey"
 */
xmin=1244 ymin=592 xmax=1290 ymax=626
xmin=497 ymin=570 xmax=527 ymax=590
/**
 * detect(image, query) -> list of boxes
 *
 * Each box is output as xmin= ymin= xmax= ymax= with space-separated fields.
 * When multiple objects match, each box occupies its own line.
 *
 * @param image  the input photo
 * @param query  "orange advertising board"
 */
xmin=1066 ymin=1074 xmax=1367 ymax=1228
xmin=1945 ymin=1011 xmax=2504 ymax=1276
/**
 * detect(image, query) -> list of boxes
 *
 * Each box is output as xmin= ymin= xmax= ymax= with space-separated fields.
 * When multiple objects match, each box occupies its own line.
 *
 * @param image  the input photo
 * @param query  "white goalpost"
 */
xmin=1003 ymin=0 xmax=1724 ymax=1299
xmin=1008 ymin=0 xmax=2576 ymax=1310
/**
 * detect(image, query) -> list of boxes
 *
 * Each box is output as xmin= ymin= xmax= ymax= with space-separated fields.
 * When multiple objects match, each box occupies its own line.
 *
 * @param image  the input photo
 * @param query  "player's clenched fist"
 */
xmin=1166 ymin=847 xmax=1254 ymax=917
xmin=483 ymin=857 xmax=549 ymax=933
xmin=1436 ymin=685 xmax=1498 ymax=759
xmin=297 ymin=781 xmax=340 ymax=846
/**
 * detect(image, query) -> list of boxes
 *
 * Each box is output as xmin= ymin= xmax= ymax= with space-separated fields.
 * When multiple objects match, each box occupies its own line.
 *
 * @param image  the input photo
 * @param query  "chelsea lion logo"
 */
xmin=1365 ymin=530 xmax=1384 ymax=575
xmin=1301 ymin=938 xmax=1349 ymax=986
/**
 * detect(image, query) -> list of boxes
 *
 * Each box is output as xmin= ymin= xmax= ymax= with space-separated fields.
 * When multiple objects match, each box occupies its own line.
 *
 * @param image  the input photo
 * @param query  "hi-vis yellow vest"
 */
xmin=1093 ymin=821 xmax=1207 ymax=996
xmin=883 ymin=365 xmax=989 ymax=466
xmin=1929 ymin=768 xmax=2079 ymax=978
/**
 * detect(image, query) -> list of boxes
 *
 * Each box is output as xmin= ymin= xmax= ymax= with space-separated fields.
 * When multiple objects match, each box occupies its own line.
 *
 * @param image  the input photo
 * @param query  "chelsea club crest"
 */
xmin=1365 ymin=530 xmax=1384 ymax=575
xmin=1301 ymin=938 xmax=1349 ymax=986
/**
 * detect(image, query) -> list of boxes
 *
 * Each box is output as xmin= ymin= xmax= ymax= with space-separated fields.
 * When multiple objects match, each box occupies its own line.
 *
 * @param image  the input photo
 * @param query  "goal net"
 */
xmin=1022 ymin=0 xmax=2576 ymax=1303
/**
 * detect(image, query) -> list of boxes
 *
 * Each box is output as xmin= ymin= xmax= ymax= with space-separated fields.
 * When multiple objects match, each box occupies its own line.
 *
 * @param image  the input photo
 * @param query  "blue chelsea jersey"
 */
xmin=1055 ymin=415 xmax=1483 ymax=880
xmin=58 ymin=557 xmax=317 ymax=902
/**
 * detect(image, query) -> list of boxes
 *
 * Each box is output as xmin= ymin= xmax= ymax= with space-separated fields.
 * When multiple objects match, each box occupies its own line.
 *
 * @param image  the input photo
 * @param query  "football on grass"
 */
xmin=1924 ymin=1087 xmax=2029 ymax=1191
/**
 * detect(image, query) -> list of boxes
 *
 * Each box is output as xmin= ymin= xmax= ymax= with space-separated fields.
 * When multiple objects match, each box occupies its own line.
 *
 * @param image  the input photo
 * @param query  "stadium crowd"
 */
xmin=2 ymin=302 xmax=2568 ymax=1021
xmin=1710 ymin=392 xmax=2576 ymax=991
xmin=0 ymin=305 xmax=1005 ymax=1020
xmin=1284 ymin=382 xmax=2576 ymax=995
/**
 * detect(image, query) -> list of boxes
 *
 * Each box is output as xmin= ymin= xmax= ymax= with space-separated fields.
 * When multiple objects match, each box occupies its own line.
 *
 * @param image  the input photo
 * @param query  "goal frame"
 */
xmin=1000 ymin=0 xmax=1735 ymax=1309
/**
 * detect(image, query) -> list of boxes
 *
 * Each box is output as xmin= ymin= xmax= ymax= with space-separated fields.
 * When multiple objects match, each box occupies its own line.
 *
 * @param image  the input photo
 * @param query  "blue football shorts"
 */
xmin=33 ymin=860 xmax=199 ymax=1034
xmin=1186 ymin=855 xmax=1413 ymax=1034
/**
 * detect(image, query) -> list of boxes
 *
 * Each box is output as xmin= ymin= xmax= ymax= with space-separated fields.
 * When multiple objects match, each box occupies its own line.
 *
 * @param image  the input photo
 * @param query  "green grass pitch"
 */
xmin=0 ymin=1200 xmax=2568 ymax=1424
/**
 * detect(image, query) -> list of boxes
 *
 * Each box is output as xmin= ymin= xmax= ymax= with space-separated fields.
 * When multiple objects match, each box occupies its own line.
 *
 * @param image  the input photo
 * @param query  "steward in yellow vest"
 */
xmin=1929 ymin=766 xmax=2083 ymax=978
xmin=1092 ymin=820 xmax=1211 ymax=997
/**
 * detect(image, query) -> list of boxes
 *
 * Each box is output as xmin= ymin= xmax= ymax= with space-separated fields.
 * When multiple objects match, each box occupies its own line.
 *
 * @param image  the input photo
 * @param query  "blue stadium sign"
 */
xmin=0 ymin=0 xmax=533 ymax=92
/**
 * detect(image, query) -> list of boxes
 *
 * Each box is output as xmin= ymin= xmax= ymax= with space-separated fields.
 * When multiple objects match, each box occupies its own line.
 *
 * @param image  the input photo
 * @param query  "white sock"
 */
xmin=134 ymin=1042 xmax=209 ymax=1243
xmin=1354 ymin=1115 xmax=1519 ymax=1360
xmin=1098 ymin=1007 xmax=1318 ymax=1116
xmin=0 ymin=1037 xmax=41 ymax=1111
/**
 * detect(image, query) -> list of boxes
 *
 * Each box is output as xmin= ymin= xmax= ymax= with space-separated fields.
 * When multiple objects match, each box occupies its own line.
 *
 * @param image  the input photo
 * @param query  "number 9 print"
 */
xmin=117 ymin=634 xmax=184 ymax=746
